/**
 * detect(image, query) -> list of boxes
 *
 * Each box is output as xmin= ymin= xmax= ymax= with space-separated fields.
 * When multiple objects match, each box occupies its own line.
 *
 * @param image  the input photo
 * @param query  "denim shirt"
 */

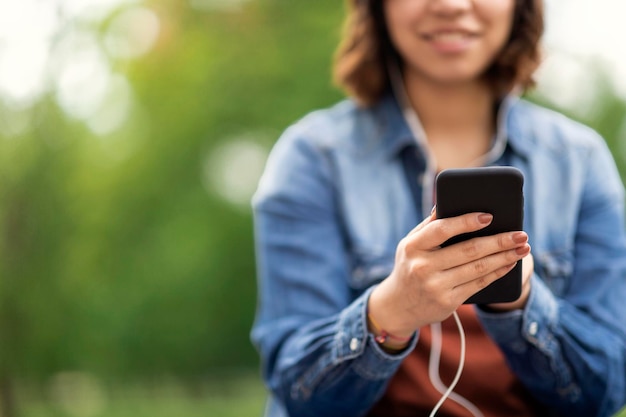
xmin=251 ymin=93 xmax=626 ymax=417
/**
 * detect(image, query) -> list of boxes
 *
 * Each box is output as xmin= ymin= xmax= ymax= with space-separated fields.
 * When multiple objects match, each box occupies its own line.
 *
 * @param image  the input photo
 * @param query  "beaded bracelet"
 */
xmin=367 ymin=312 xmax=412 ymax=347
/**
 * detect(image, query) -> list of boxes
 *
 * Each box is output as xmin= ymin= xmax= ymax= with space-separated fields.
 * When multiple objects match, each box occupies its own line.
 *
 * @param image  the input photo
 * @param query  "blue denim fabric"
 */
xmin=250 ymin=93 xmax=626 ymax=417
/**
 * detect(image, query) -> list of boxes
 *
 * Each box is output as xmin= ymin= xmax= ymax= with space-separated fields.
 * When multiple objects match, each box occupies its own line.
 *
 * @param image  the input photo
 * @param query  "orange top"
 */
xmin=368 ymin=305 xmax=545 ymax=417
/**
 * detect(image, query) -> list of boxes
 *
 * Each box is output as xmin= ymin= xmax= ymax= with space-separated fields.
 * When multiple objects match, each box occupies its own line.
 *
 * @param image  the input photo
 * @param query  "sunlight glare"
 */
xmin=104 ymin=7 xmax=161 ymax=60
xmin=0 ymin=0 xmax=143 ymax=135
xmin=542 ymin=0 xmax=626 ymax=103
xmin=86 ymin=74 xmax=133 ymax=136
xmin=534 ymin=50 xmax=600 ymax=120
xmin=53 ymin=33 xmax=112 ymax=120
xmin=59 ymin=0 xmax=137 ymax=22
xmin=204 ymin=137 xmax=269 ymax=208
xmin=0 ymin=1 xmax=58 ymax=106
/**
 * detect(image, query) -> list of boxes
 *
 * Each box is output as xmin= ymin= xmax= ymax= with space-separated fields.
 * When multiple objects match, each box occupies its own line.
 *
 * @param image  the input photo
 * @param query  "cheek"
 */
xmin=383 ymin=0 xmax=426 ymax=32
xmin=383 ymin=2 xmax=425 ymax=51
xmin=383 ymin=11 xmax=406 ymax=54
xmin=481 ymin=3 xmax=516 ymax=51
xmin=383 ymin=3 xmax=405 ymax=36
xmin=482 ymin=1 xmax=516 ymax=36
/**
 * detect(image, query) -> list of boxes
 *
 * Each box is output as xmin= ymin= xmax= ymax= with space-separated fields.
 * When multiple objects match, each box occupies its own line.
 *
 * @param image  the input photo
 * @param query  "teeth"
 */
xmin=431 ymin=33 xmax=468 ymax=42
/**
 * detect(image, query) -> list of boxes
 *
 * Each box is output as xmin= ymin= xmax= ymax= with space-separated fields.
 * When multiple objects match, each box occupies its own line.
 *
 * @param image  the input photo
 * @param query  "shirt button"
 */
xmin=528 ymin=322 xmax=538 ymax=336
xmin=350 ymin=338 xmax=360 ymax=352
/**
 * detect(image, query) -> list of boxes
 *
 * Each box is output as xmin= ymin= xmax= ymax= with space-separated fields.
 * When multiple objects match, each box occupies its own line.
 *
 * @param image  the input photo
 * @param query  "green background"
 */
xmin=0 ymin=1 xmax=624 ymax=416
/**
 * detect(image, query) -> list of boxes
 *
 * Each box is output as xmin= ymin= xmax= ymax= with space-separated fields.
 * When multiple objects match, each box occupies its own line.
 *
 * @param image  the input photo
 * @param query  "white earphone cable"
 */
xmin=388 ymin=56 xmax=484 ymax=417
xmin=428 ymin=310 xmax=484 ymax=417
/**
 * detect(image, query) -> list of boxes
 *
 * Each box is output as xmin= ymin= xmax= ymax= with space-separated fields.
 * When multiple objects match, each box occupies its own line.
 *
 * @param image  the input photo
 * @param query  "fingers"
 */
xmin=521 ymin=252 xmax=534 ymax=282
xmin=486 ymin=253 xmax=534 ymax=311
xmin=406 ymin=212 xmax=493 ymax=250
xmin=448 ymin=244 xmax=530 ymax=303
xmin=397 ymin=211 xmax=531 ymax=313
xmin=456 ymin=244 xmax=528 ymax=283
xmin=435 ymin=230 xmax=528 ymax=270
xmin=450 ymin=262 xmax=518 ymax=304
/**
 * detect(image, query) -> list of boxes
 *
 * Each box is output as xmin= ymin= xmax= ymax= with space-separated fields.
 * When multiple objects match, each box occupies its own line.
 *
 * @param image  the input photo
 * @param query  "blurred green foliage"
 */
xmin=0 ymin=0 xmax=345 ymax=385
xmin=15 ymin=375 xmax=267 ymax=417
xmin=0 ymin=1 xmax=625 ymax=416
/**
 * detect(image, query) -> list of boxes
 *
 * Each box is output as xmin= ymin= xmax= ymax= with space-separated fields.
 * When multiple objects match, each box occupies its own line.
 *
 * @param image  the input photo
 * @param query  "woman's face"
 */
xmin=383 ymin=0 xmax=515 ymax=87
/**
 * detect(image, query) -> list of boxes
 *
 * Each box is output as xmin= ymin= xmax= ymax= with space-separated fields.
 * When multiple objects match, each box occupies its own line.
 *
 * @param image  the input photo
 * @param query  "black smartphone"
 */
xmin=435 ymin=166 xmax=524 ymax=304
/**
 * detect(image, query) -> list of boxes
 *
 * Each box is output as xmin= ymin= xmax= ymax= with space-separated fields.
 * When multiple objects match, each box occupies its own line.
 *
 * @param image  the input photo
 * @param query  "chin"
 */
xmin=427 ymin=72 xmax=485 ymax=87
xmin=407 ymin=60 xmax=489 ymax=87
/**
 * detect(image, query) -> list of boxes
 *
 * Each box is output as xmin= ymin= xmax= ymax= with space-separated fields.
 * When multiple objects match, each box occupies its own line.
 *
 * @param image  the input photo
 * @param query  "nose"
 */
xmin=428 ymin=0 xmax=472 ymax=16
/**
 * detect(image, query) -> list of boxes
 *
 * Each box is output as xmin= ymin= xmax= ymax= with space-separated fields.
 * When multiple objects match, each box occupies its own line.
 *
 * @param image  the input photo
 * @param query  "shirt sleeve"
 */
xmin=250 ymin=122 xmax=417 ymax=417
xmin=477 ymin=137 xmax=626 ymax=417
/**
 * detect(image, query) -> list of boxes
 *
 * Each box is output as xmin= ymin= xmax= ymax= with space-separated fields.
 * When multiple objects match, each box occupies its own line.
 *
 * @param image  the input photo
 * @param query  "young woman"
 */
xmin=251 ymin=0 xmax=626 ymax=416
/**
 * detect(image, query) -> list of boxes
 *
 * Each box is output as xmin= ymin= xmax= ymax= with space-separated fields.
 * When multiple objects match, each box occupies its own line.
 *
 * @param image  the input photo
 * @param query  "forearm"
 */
xmin=477 ymin=276 xmax=626 ymax=417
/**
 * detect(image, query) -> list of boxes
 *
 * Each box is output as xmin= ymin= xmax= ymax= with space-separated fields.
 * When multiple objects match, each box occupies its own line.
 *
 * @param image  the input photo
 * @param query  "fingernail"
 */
xmin=478 ymin=213 xmax=493 ymax=224
xmin=515 ymin=245 xmax=530 ymax=255
xmin=512 ymin=232 xmax=527 ymax=244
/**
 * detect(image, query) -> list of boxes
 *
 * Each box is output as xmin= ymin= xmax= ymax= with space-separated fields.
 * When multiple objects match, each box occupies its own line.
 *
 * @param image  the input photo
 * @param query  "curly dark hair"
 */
xmin=333 ymin=0 xmax=544 ymax=106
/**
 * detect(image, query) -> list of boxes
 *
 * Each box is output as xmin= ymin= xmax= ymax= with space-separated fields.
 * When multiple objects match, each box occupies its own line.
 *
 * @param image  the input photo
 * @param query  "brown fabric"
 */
xmin=368 ymin=305 xmax=545 ymax=417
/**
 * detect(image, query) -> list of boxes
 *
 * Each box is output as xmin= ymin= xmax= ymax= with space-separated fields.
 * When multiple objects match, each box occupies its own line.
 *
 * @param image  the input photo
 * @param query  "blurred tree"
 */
xmin=0 ymin=2 xmax=625 ymax=416
xmin=85 ymin=0 xmax=345 ymax=375
xmin=1 ymin=0 xmax=346 ymax=394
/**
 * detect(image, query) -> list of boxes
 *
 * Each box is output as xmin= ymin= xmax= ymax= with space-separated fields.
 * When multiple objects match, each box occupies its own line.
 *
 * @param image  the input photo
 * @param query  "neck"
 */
xmin=401 ymin=71 xmax=499 ymax=170
xmin=403 ymin=73 xmax=496 ymax=142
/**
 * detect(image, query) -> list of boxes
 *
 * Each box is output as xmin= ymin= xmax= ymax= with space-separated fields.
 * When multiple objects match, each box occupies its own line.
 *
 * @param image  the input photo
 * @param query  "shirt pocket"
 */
xmin=535 ymin=248 xmax=574 ymax=296
xmin=349 ymin=248 xmax=395 ymax=290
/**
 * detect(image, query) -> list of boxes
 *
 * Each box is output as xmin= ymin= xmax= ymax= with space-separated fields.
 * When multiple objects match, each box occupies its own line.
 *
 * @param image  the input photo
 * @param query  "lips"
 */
xmin=425 ymin=32 xmax=471 ymax=41
xmin=422 ymin=30 xmax=477 ymax=41
xmin=421 ymin=30 xmax=478 ymax=53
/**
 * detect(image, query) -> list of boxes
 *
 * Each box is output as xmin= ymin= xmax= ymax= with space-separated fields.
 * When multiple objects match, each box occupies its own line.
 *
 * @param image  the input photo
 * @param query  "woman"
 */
xmin=251 ymin=0 xmax=626 ymax=416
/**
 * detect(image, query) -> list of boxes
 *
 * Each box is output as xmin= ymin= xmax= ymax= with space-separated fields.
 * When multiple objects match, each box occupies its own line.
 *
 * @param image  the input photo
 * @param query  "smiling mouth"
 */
xmin=423 ymin=32 xmax=476 ymax=42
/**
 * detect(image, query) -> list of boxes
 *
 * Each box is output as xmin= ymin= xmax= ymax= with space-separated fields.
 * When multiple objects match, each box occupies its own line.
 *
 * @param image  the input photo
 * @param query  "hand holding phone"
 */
xmin=435 ymin=166 xmax=525 ymax=304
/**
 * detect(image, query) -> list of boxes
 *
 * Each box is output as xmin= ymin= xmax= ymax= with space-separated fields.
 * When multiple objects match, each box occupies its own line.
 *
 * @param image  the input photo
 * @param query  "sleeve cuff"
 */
xmin=476 ymin=274 xmax=559 ymax=354
xmin=333 ymin=285 xmax=418 ymax=380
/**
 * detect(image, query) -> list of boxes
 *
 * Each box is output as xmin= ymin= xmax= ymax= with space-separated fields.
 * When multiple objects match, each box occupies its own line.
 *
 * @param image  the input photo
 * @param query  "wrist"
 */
xmin=367 ymin=312 xmax=412 ymax=351
xmin=368 ymin=282 xmax=416 ymax=338
xmin=367 ymin=283 xmax=415 ymax=351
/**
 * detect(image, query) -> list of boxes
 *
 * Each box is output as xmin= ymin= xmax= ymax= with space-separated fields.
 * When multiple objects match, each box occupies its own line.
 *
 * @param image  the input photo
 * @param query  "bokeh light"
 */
xmin=104 ymin=7 xmax=161 ymax=60
xmin=0 ymin=0 xmax=157 ymax=137
xmin=540 ymin=0 xmax=626 ymax=103
xmin=204 ymin=137 xmax=269 ymax=208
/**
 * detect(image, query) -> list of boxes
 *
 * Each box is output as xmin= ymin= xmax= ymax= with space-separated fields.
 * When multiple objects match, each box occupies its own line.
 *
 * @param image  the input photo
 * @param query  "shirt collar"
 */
xmin=374 ymin=89 xmax=534 ymax=162
xmin=372 ymin=92 xmax=420 ymax=160
xmin=501 ymin=95 xmax=535 ymax=158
